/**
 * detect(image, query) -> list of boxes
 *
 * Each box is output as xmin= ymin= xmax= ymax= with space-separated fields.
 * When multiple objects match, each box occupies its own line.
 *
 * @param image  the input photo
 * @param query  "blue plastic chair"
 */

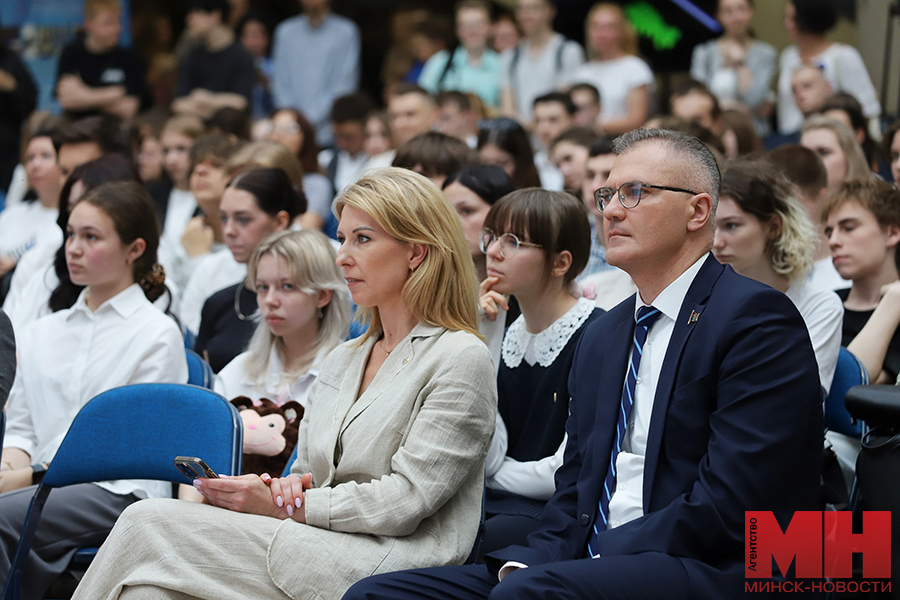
xmin=281 ymin=444 xmax=299 ymax=477
xmin=824 ymin=347 xmax=870 ymax=437
xmin=1 ymin=383 xmax=243 ymax=600
xmin=186 ymin=349 xmax=215 ymax=389
xmin=183 ymin=327 xmax=197 ymax=351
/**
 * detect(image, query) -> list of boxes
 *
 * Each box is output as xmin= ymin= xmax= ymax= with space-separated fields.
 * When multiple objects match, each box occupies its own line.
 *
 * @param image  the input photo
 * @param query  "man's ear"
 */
xmin=687 ymin=193 xmax=714 ymax=233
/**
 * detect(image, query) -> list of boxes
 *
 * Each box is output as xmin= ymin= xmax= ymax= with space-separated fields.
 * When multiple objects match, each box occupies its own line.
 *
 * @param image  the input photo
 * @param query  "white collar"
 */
xmin=70 ymin=283 xmax=147 ymax=320
xmin=502 ymin=297 xmax=595 ymax=368
xmin=633 ymin=254 xmax=708 ymax=323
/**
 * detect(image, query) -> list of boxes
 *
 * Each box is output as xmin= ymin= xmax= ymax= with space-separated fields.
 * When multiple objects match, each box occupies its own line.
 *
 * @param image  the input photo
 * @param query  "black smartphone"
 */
xmin=173 ymin=456 xmax=219 ymax=479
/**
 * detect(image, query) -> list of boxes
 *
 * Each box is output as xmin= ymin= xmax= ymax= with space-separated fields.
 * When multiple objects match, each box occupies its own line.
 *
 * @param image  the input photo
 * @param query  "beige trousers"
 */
xmin=72 ymin=498 xmax=292 ymax=600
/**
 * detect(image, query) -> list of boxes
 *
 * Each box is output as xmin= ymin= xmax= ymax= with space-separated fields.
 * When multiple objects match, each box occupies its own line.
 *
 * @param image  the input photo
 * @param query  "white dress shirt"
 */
xmin=500 ymin=256 xmax=708 ymax=577
xmin=157 ymin=188 xmax=197 ymax=290
xmin=215 ymin=347 xmax=323 ymax=409
xmin=606 ymin=254 xmax=709 ymax=529
xmin=179 ymin=249 xmax=247 ymax=334
xmin=4 ymin=283 xmax=188 ymax=498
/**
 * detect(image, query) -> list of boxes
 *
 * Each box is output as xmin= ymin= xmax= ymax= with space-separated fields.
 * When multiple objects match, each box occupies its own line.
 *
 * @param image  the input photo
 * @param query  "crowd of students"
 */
xmin=0 ymin=0 xmax=898 ymax=596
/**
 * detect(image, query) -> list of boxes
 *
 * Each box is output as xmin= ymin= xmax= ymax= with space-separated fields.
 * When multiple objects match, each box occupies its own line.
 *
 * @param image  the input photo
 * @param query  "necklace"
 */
xmin=234 ymin=282 xmax=260 ymax=322
xmin=378 ymin=339 xmax=394 ymax=355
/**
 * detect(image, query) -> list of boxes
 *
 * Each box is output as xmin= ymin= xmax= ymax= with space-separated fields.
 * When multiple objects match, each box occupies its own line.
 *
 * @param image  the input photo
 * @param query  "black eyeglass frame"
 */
xmin=594 ymin=182 xmax=700 ymax=213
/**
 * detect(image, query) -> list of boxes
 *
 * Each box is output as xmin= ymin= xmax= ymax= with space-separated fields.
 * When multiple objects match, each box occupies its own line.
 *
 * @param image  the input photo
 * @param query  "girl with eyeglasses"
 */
xmin=478 ymin=188 xmax=602 ymax=555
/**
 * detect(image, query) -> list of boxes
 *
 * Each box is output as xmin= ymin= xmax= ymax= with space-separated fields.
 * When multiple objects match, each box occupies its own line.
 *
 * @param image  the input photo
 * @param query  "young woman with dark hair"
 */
xmin=476 ymin=118 xmax=541 ymax=189
xmin=0 ymin=181 xmax=187 ymax=598
xmin=4 ymin=154 xmax=142 ymax=331
xmin=0 ymin=128 xmax=64 ymax=279
xmin=479 ymin=188 xmax=602 ymax=554
xmin=192 ymin=167 xmax=305 ymax=371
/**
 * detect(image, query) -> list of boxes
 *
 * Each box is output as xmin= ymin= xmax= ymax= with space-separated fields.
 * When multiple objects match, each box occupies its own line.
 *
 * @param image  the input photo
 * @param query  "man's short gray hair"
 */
xmin=613 ymin=128 xmax=721 ymax=205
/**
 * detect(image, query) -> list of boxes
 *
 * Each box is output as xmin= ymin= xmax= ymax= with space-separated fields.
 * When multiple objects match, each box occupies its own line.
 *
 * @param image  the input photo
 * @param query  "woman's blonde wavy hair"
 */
xmin=720 ymin=159 xmax=818 ymax=283
xmin=244 ymin=229 xmax=351 ymax=388
xmin=334 ymin=167 xmax=481 ymax=342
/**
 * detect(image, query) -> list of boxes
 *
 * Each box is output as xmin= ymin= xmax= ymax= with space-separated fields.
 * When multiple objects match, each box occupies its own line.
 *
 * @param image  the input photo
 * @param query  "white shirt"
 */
xmin=319 ymin=148 xmax=369 ymax=195
xmin=0 ymin=201 xmax=59 ymax=260
xmin=179 ymin=249 xmax=247 ymax=334
xmin=565 ymin=56 xmax=654 ymax=123
xmin=499 ymin=256 xmax=708 ymax=578
xmin=534 ymin=150 xmax=564 ymax=191
xmin=500 ymin=34 xmax=585 ymax=121
xmin=785 ymin=278 xmax=843 ymax=393
xmin=777 ymin=43 xmax=881 ymax=134
xmin=4 ymin=283 xmax=188 ymax=498
xmin=2 ymin=240 xmax=58 ymax=333
xmin=215 ymin=347 xmax=322 ymax=409
xmin=810 ymin=256 xmax=850 ymax=292
xmin=606 ymin=254 xmax=709 ymax=530
xmin=157 ymin=188 xmax=197 ymax=290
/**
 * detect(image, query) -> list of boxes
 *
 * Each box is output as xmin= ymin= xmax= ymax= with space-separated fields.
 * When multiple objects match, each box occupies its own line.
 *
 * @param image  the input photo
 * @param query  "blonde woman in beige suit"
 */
xmin=72 ymin=167 xmax=498 ymax=600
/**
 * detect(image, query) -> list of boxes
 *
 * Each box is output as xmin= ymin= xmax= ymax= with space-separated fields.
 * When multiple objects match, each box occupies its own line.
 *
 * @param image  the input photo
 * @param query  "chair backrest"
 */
xmin=185 ymin=349 xmax=215 ymax=389
xmin=44 ymin=383 xmax=242 ymax=487
xmin=0 ymin=408 xmax=5 ymax=453
xmin=281 ymin=444 xmax=299 ymax=478
xmin=824 ymin=347 xmax=870 ymax=437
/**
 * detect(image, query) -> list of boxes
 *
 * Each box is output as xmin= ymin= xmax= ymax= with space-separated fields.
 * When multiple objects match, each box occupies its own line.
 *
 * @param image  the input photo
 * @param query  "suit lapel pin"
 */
xmin=687 ymin=310 xmax=700 ymax=325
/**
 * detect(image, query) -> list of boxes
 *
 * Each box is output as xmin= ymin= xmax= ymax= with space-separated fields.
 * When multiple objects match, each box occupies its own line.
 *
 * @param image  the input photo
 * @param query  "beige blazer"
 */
xmin=267 ymin=322 xmax=497 ymax=599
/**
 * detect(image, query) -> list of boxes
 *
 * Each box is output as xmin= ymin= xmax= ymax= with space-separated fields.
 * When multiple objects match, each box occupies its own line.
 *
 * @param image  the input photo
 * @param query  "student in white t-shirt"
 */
xmin=565 ymin=3 xmax=653 ymax=135
xmin=713 ymin=159 xmax=842 ymax=392
xmin=0 ymin=181 xmax=187 ymax=598
xmin=215 ymin=229 xmax=351 ymax=408
xmin=499 ymin=0 xmax=583 ymax=124
xmin=157 ymin=115 xmax=204 ymax=286
xmin=0 ymin=129 xmax=64 ymax=278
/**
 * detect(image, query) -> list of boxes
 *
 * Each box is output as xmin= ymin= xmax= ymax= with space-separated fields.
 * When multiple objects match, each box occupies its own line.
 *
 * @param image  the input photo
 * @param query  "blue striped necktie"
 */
xmin=587 ymin=305 xmax=661 ymax=558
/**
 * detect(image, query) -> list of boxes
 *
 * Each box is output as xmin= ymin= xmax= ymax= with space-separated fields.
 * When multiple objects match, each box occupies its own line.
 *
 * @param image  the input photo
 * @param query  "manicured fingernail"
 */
xmin=192 ymin=479 xmax=202 ymax=488
xmin=295 ymin=497 xmax=302 ymax=508
xmin=286 ymin=504 xmax=294 ymax=517
xmin=276 ymin=496 xmax=283 ymax=507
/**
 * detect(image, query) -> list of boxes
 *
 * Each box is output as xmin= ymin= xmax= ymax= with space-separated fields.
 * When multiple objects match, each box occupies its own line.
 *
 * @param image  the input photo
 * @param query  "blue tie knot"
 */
xmin=636 ymin=306 xmax=661 ymax=330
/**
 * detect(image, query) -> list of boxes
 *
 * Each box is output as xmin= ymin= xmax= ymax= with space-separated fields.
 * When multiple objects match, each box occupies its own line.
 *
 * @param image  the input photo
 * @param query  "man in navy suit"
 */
xmin=343 ymin=129 xmax=822 ymax=600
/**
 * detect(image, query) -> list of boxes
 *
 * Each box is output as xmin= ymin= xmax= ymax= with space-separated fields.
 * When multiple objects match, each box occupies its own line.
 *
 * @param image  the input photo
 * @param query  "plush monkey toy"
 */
xmin=230 ymin=397 xmax=304 ymax=476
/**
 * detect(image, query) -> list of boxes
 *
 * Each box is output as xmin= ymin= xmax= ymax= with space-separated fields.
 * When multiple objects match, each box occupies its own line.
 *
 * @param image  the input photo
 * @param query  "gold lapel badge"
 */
xmin=687 ymin=310 xmax=700 ymax=325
